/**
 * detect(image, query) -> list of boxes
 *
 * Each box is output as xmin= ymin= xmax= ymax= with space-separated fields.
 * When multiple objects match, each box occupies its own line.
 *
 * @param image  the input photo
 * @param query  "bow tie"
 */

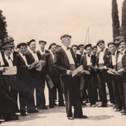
xmin=67 ymin=47 xmax=70 ymax=50
xmin=8 ymin=57 xmax=11 ymax=59
xmin=33 ymin=51 xmax=36 ymax=53
xmin=101 ymin=49 xmax=104 ymax=52
xmin=112 ymin=53 xmax=115 ymax=55
xmin=88 ymin=54 xmax=91 ymax=57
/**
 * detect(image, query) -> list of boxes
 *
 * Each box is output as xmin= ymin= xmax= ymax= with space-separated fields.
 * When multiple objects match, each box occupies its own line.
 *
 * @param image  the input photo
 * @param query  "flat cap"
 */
xmin=114 ymin=36 xmax=125 ymax=41
xmin=92 ymin=45 xmax=97 ymax=49
xmin=97 ymin=40 xmax=105 ymax=46
xmin=4 ymin=37 xmax=14 ymax=44
xmin=84 ymin=43 xmax=92 ymax=49
xmin=60 ymin=34 xmax=72 ymax=40
xmin=17 ymin=42 xmax=27 ymax=48
xmin=107 ymin=42 xmax=116 ymax=47
xmin=39 ymin=40 xmax=47 ymax=44
xmin=48 ymin=43 xmax=56 ymax=50
xmin=2 ymin=44 xmax=13 ymax=49
xmin=27 ymin=39 xmax=35 ymax=45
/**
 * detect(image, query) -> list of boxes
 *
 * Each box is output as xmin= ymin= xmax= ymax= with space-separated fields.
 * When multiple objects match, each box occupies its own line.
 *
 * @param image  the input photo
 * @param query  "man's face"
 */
xmin=29 ymin=41 xmax=36 ymax=51
xmin=109 ymin=44 xmax=116 ymax=54
xmin=4 ymin=48 xmax=12 ymax=57
xmin=62 ymin=37 xmax=71 ymax=47
xmin=119 ymin=42 xmax=126 ymax=51
xmin=79 ymin=46 xmax=84 ymax=53
xmin=92 ymin=48 xmax=97 ymax=54
xmin=72 ymin=46 xmax=77 ymax=53
xmin=50 ymin=45 xmax=56 ymax=53
xmin=40 ymin=43 xmax=45 ymax=50
xmin=86 ymin=47 xmax=92 ymax=54
xmin=98 ymin=43 xmax=105 ymax=50
xmin=19 ymin=46 xmax=27 ymax=54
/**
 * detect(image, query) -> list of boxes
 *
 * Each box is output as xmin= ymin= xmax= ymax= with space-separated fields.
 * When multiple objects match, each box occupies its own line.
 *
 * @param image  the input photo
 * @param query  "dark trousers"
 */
xmin=61 ymin=75 xmax=83 ymax=117
xmin=114 ymin=75 xmax=125 ymax=110
xmin=51 ymin=76 xmax=64 ymax=105
xmin=97 ymin=71 xmax=114 ymax=105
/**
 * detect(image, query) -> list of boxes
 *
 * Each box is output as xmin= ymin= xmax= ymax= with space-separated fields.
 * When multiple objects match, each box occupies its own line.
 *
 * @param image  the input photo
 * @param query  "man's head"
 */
xmin=2 ymin=45 xmax=13 ymax=57
xmin=92 ymin=46 xmax=97 ymax=55
xmin=114 ymin=36 xmax=125 ymax=46
xmin=17 ymin=43 xmax=27 ymax=55
xmin=27 ymin=39 xmax=36 ymax=51
xmin=97 ymin=40 xmax=105 ymax=50
xmin=49 ymin=43 xmax=57 ymax=53
xmin=108 ymin=42 xmax=116 ymax=54
xmin=39 ymin=40 xmax=47 ymax=50
xmin=71 ymin=45 xmax=78 ymax=53
xmin=118 ymin=39 xmax=126 ymax=52
xmin=60 ymin=34 xmax=71 ymax=47
xmin=78 ymin=44 xmax=84 ymax=54
xmin=85 ymin=44 xmax=92 ymax=55
xmin=4 ymin=37 xmax=15 ymax=49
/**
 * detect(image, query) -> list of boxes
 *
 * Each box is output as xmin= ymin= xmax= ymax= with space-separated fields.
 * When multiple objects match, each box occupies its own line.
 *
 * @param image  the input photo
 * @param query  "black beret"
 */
xmin=27 ymin=39 xmax=35 ymax=45
xmin=92 ymin=45 xmax=97 ymax=49
xmin=48 ymin=43 xmax=56 ymax=50
xmin=39 ymin=40 xmax=47 ymax=44
xmin=71 ymin=44 xmax=78 ymax=48
xmin=107 ymin=42 xmax=116 ymax=47
xmin=17 ymin=42 xmax=27 ymax=48
xmin=118 ymin=39 xmax=126 ymax=45
xmin=97 ymin=40 xmax=105 ymax=46
xmin=84 ymin=44 xmax=92 ymax=49
xmin=60 ymin=34 xmax=72 ymax=40
xmin=56 ymin=45 xmax=61 ymax=48
xmin=78 ymin=44 xmax=84 ymax=49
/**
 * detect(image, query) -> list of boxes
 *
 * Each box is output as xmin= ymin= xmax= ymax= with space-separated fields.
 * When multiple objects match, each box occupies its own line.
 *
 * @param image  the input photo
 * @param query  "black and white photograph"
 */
xmin=0 ymin=0 xmax=126 ymax=125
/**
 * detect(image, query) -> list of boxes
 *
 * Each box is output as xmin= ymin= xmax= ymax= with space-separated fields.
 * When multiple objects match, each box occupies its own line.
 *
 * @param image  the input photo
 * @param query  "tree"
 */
xmin=112 ymin=0 xmax=120 ymax=40
xmin=121 ymin=0 xmax=126 ymax=38
xmin=0 ymin=10 xmax=8 ymax=43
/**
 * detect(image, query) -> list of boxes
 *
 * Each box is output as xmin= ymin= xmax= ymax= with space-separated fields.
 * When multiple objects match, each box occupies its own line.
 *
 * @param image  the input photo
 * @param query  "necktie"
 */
xmin=88 ymin=54 xmax=90 ymax=57
xmin=8 ymin=57 xmax=11 ymax=59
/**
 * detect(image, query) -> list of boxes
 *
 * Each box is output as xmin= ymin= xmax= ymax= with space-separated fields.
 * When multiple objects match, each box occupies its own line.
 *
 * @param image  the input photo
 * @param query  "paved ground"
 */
xmin=1 ymin=85 xmax=126 ymax=126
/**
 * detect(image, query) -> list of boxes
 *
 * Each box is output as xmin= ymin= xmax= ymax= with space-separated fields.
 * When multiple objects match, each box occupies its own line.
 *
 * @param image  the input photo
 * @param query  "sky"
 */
xmin=0 ymin=0 xmax=124 ymax=49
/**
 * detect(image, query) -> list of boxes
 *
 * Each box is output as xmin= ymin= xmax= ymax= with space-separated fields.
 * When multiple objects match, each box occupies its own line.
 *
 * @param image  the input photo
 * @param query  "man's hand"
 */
xmin=0 ymin=67 xmax=8 ymax=72
xmin=66 ymin=70 xmax=72 ymax=75
xmin=77 ymin=71 xmax=82 ymax=76
xmin=118 ymin=68 xmax=125 ymax=73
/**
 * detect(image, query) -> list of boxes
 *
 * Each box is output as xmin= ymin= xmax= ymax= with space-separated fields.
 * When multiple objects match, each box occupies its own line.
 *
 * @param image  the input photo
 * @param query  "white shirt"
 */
xmin=99 ymin=48 xmax=106 ymax=64
xmin=4 ymin=54 xmax=13 ymax=67
xmin=19 ymin=52 xmax=28 ymax=66
xmin=86 ymin=54 xmax=92 ymax=66
xmin=40 ymin=49 xmax=45 ymax=55
xmin=117 ymin=49 xmax=126 ymax=63
xmin=61 ymin=44 xmax=75 ymax=64
xmin=111 ymin=54 xmax=116 ymax=66
xmin=50 ymin=50 xmax=55 ymax=60
xmin=29 ymin=49 xmax=39 ymax=61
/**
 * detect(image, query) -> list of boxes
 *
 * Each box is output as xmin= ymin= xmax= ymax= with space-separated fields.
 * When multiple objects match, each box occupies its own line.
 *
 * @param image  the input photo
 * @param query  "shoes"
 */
xmin=4 ymin=115 xmax=19 ymax=121
xmin=120 ymin=109 xmax=125 ymax=113
xmin=67 ymin=117 xmax=74 ymax=120
xmin=49 ymin=105 xmax=54 ymax=108
xmin=98 ymin=104 xmax=107 ymax=107
xmin=38 ymin=106 xmax=48 ymax=109
xmin=59 ymin=104 xmax=65 ymax=107
xmin=74 ymin=115 xmax=88 ymax=119
xmin=91 ymin=104 xmax=97 ymax=107
xmin=21 ymin=113 xmax=27 ymax=116
xmin=28 ymin=109 xmax=39 ymax=113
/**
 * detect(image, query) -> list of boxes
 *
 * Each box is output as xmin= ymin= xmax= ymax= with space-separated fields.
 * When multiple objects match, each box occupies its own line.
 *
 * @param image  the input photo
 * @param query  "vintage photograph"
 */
xmin=0 ymin=0 xmax=126 ymax=125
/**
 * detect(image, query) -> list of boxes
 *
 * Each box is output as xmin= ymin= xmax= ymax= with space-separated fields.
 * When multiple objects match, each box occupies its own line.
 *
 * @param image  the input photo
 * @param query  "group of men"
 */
xmin=0 ymin=34 xmax=126 ymax=123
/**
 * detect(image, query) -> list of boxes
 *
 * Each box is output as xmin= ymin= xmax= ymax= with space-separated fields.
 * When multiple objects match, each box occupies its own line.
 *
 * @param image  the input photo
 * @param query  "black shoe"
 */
xmin=21 ymin=112 xmax=27 ymax=116
xmin=98 ymin=104 xmax=107 ymax=107
xmin=67 ymin=117 xmax=74 ymax=120
xmin=41 ymin=106 xmax=48 ymax=109
xmin=28 ymin=109 xmax=39 ymax=113
xmin=59 ymin=104 xmax=65 ymax=107
xmin=4 ymin=115 xmax=19 ymax=121
xmin=74 ymin=115 xmax=88 ymax=119
xmin=49 ymin=105 xmax=54 ymax=108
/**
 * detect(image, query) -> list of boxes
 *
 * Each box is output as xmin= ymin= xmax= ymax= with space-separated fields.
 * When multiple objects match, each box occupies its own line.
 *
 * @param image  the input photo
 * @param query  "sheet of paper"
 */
xmin=72 ymin=65 xmax=83 ymax=77
xmin=83 ymin=70 xmax=90 ymax=75
xmin=36 ymin=60 xmax=45 ymax=71
xmin=3 ymin=66 xmax=17 ymax=75
xmin=46 ymin=75 xmax=54 ymax=89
